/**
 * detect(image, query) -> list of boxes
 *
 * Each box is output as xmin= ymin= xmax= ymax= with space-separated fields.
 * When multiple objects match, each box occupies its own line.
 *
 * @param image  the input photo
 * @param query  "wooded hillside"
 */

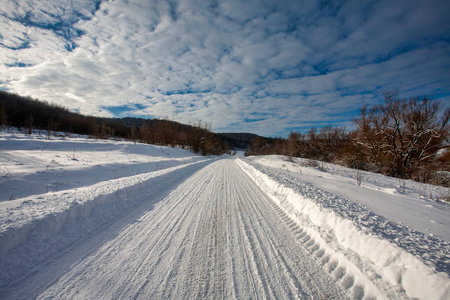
xmin=0 ymin=91 xmax=229 ymax=156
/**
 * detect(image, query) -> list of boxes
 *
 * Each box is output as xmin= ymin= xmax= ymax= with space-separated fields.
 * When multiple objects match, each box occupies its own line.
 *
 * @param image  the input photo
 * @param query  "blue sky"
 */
xmin=1 ymin=0 xmax=449 ymax=137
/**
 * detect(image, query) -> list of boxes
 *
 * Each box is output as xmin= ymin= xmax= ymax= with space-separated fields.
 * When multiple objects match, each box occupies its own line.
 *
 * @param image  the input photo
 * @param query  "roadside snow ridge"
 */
xmin=237 ymin=158 xmax=450 ymax=300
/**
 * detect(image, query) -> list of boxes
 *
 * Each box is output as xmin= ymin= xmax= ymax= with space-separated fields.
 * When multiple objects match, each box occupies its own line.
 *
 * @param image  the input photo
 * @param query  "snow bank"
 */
xmin=237 ymin=158 xmax=450 ymax=300
xmin=0 ymin=159 xmax=214 ymax=289
xmin=247 ymin=155 xmax=450 ymax=242
xmin=0 ymin=129 xmax=205 ymax=201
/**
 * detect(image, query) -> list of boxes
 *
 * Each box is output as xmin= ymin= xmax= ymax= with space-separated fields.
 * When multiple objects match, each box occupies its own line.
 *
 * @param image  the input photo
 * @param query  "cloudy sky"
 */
xmin=1 ymin=0 xmax=449 ymax=136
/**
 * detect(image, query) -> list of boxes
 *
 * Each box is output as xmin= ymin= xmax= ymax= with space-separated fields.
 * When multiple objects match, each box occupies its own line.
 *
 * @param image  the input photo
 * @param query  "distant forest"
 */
xmin=0 ymin=91 xmax=230 ymax=155
xmin=1 ymin=90 xmax=449 ymax=186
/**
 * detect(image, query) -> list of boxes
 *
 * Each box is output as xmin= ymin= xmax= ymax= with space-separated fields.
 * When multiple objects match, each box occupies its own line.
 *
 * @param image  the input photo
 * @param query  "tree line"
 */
xmin=0 ymin=91 xmax=229 ymax=156
xmin=1 ymin=90 xmax=448 ymax=184
xmin=246 ymin=91 xmax=450 ymax=186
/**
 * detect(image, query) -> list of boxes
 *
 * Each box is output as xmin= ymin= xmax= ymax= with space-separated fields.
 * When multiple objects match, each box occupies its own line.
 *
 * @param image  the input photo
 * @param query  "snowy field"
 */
xmin=1 ymin=129 xmax=449 ymax=299
xmin=0 ymin=129 xmax=207 ymax=202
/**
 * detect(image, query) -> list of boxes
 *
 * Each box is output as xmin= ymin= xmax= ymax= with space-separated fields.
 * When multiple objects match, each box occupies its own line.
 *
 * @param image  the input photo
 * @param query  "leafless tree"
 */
xmin=354 ymin=91 xmax=449 ymax=178
xmin=0 ymin=107 xmax=7 ymax=131
xmin=285 ymin=131 xmax=300 ymax=161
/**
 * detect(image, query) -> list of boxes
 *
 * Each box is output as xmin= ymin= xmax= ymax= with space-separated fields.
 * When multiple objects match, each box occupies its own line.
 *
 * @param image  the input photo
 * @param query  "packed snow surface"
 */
xmin=1 ymin=130 xmax=449 ymax=299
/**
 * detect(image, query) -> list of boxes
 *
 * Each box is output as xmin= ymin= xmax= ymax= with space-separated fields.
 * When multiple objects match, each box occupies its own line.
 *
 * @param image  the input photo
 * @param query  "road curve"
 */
xmin=4 ymin=159 xmax=347 ymax=299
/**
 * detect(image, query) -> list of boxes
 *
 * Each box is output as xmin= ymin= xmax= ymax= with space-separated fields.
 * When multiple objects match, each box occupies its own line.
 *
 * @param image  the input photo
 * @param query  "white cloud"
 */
xmin=64 ymin=92 xmax=86 ymax=103
xmin=1 ymin=0 xmax=449 ymax=136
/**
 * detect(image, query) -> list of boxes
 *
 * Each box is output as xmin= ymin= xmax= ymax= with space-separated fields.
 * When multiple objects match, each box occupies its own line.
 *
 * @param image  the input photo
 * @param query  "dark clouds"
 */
xmin=1 ymin=0 xmax=449 ymax=136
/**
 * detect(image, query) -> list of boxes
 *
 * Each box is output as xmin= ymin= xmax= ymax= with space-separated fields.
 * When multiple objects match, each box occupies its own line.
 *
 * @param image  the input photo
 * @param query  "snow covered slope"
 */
xmin=0 ymin=129 xmax=207 ymax=201
xmin=0 ymin=129 xmax=214 ymax=291
xmin=1 ymin=130 xmax=449 ymax=299
xmin=246 ymin=155 xmax=450 ymax=241
xmin=239 ymin=156 xmax=450 ymax=299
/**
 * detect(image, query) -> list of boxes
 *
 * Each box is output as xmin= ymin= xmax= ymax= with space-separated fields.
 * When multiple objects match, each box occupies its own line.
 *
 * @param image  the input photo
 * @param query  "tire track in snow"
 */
xmin=232 ymin=161 xmax=347 ymax=299
xmin=1 ymin=159 xmax=216 ymax=298
xmin=3 ymin=159 xmax=348 ymax=299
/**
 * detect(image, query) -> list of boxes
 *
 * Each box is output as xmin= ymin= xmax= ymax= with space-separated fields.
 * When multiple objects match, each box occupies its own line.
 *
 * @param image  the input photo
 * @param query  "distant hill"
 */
xmin=0 ymin=90 xmax=280 ymax=154
xmin=218 ymin=132 xmax=274 ymax=150
xmin=0 ymin=91 xmax=228 ymax=155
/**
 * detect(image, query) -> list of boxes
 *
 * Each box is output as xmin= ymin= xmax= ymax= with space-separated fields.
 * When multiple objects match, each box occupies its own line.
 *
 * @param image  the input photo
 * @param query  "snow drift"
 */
xmin=0 ymin=152 xmax=214 ymax=289
xmin=1 ymin=130 xmax=449 ymax=299
xmin=237 ymin=158 xmax=450 ymax=300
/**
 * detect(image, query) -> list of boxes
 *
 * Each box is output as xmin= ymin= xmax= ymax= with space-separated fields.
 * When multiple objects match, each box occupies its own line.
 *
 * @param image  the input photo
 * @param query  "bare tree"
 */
xmin=0 ymin=107 xmax=7 ymax=131
xmin=27 ymin=115 xmax=34 ymax=134
xmin=140 ymin=122 xmax=152 ymax=143
xmin=285 ymin=131 xmax=300 ymax=161
xmin=354 ymin=104 xmax=390 ymax=172
xmin=354 ymin=91 xmax=449 ymax=178
xmin=316 ymin=126 xmax=347 ymax=162
xmin=129 ymin=122 xmax=139 ymax=143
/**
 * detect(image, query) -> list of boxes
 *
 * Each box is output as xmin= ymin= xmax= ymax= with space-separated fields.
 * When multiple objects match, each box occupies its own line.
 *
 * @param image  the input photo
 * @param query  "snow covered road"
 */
xmin=2 ymin=159 xmax=349 ymax=299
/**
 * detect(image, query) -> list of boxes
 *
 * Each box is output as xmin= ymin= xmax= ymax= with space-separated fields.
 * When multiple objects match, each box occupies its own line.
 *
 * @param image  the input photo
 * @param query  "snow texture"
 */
xmin=237 ymin=157 xmax=450 ymax=300
xmin=1 ymin=130 xmax=449 ymax=299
